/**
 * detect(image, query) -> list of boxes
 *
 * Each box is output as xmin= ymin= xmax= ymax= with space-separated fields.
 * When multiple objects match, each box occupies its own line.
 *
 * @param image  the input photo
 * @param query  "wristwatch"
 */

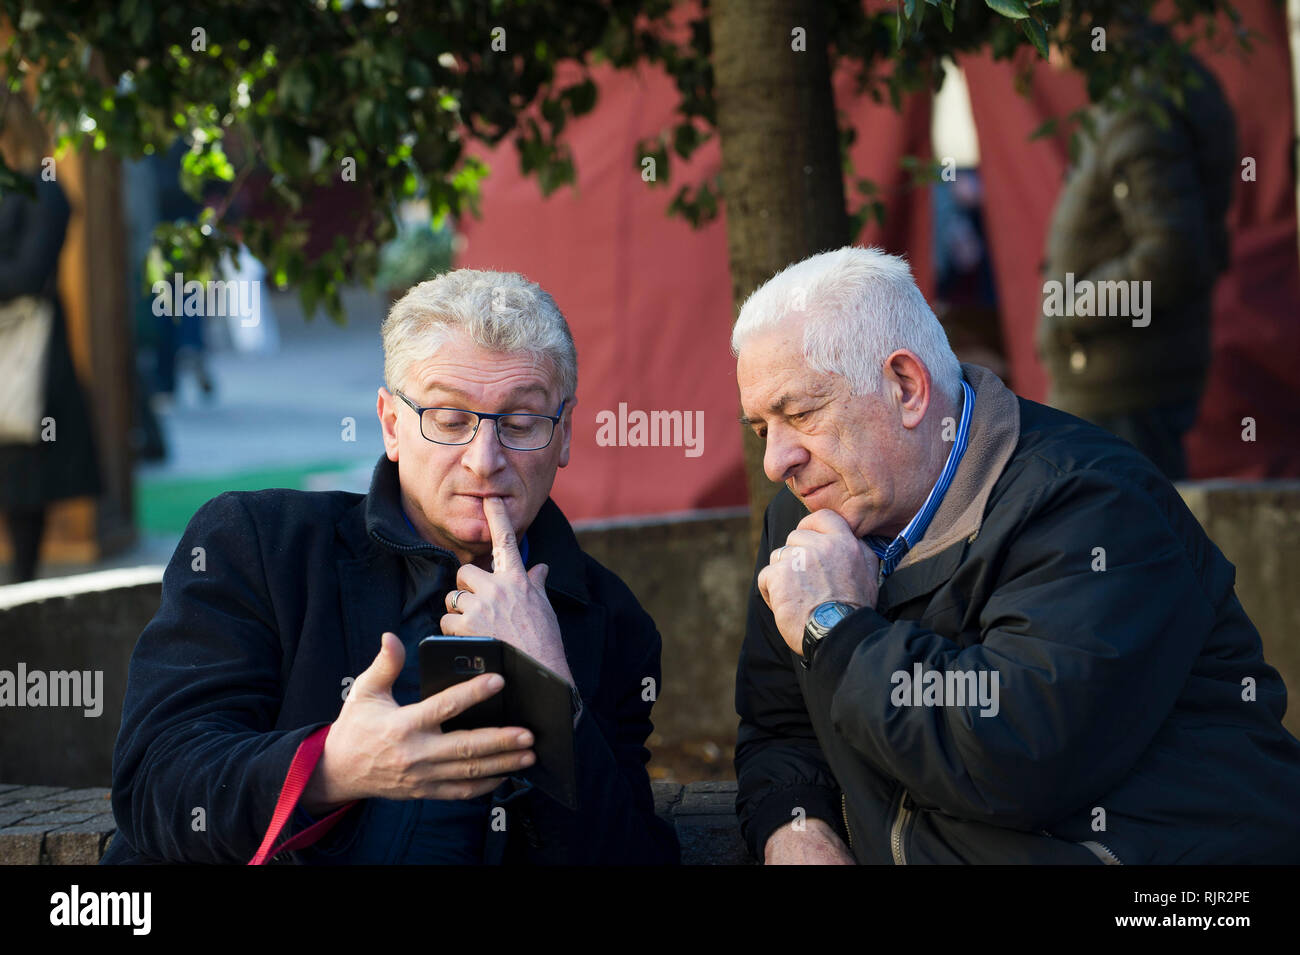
xmin=801 ymin=601 xmax=857 ymax=670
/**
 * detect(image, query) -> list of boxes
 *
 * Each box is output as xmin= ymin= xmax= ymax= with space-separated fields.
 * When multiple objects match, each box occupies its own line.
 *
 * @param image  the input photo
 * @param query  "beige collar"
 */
xmin=894 ymin=363 xmax=1021 ymax=571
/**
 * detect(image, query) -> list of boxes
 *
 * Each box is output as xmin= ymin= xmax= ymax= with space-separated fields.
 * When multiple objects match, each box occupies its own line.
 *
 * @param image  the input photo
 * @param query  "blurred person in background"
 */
xmin=1037 ymin=9 xmax=1236 ymax=480
xmin=0 ymin=91 xmax=101 ymax=583
xmin=150 ymin=138 xmax=213 ymax=402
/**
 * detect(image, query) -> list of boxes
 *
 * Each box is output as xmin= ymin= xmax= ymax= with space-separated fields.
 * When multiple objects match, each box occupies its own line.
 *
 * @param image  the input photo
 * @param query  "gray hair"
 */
xmin=383 ymin=269 xmax=577 ymax=401
xmin=730 ymin=246 xmax=962 ymax=404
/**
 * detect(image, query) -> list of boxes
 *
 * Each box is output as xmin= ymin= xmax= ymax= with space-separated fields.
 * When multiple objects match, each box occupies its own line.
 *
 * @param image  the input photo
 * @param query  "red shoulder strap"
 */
xmin=248 ymin=725 xmax=357 ymax=865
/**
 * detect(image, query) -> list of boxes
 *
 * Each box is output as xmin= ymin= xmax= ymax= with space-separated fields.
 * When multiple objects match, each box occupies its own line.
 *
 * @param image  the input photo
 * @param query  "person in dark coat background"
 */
xmin=1037 ymin=13 xmax=1236 ymax=481
xmin=0 ymin=91 xmax=102 ymax=583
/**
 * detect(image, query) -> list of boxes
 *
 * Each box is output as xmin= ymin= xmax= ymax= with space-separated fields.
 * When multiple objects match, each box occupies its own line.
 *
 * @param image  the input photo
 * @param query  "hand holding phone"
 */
xmin=420 ymin=635 xmax=579 ymax=809
xmin=299 ymin=632 xmax=536 ymax=814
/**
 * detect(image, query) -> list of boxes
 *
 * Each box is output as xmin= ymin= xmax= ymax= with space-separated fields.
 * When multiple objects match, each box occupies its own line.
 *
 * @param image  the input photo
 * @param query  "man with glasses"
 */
xmin=104 ymin=269 xmax=679 ymax=865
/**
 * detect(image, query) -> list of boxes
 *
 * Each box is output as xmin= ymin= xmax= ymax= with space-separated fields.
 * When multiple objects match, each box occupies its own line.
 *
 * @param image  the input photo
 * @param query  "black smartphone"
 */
xmin=418 ymin=635 xmax=579 ymax=809
xmin=418 ymin=636 xmax=506 ymax=732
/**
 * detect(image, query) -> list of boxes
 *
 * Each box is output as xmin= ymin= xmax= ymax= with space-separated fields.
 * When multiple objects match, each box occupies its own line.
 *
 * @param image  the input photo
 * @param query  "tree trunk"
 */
xmin=710 ymin=0 xmax=851 ymax=554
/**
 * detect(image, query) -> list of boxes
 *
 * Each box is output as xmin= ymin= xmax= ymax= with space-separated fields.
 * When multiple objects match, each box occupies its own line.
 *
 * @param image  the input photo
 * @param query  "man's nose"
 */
xmin=461 ymin=418 xmax=507 ymax=477
xmin=763 ymin=424 xmax=808 ymax=484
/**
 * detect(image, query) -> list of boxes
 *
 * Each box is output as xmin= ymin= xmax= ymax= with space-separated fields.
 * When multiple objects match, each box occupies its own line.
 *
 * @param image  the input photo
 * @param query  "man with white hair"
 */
xmin=105 ymin=269 xmax=678 ymax=865
xmin=732 ymin=246 xmax=1300 ymax=864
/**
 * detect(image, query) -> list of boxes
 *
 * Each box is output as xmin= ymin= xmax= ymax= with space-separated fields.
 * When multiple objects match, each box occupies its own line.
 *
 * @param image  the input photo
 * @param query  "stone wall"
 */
xmin=0 ymin=569 xmax=163 ymax=788
xmin=1179 ymin=481 xmax=1300 ymax=728
xmin=573 ymin=511 xmax=752 ymax=743
xmin=2 ymin=482 xmax=1298 ymax=793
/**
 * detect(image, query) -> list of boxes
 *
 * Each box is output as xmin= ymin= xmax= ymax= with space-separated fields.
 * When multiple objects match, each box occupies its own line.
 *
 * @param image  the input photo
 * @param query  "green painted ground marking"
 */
xmin=135 ymin=460 xmax=365 ymax=534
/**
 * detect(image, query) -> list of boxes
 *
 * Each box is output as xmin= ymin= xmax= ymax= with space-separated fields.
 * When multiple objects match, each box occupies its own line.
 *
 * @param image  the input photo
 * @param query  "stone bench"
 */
xmin=0 ymin=784 xmax=117 ymax=864
xmin=0 ymin=780 xmax=752 ymax=865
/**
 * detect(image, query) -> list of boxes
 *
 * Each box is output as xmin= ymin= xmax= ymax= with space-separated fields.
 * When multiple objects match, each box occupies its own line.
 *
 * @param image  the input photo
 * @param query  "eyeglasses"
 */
xmin=393 ymin=389 xmax=566 ymax=451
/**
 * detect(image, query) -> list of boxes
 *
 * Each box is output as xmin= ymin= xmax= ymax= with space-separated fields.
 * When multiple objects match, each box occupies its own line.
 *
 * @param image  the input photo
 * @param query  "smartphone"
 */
xmin=418 ymin=635 xmax=579 ymax=809
xmin=418 ymin=636 xmax=506 ymax=732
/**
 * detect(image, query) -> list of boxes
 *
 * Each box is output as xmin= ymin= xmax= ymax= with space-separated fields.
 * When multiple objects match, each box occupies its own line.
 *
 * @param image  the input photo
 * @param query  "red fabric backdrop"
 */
xmin=458 ymin=4 xmax=1297 ymax=521
xmin=457 ymin=61 xmax=930 ymax=521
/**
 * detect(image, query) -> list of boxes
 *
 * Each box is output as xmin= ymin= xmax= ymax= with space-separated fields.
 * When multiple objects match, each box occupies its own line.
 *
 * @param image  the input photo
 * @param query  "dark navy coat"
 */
xmin=103 ymin=455 xmax=678 ymax=864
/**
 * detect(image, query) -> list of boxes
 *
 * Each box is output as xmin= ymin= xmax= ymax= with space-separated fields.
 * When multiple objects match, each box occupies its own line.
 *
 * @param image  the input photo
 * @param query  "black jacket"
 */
xmin=103 ymin=455 xmax=679 ymax=864
xmin=735 ymin=364 xmax=1300 ymax=864
xmin=1037 ymin=34 xmax=1236 ymax=417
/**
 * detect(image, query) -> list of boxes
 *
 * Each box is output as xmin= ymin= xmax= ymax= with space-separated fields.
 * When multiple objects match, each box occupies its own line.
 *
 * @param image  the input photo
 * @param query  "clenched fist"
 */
xmin=757 ymin=508 xmax=880 ymax=656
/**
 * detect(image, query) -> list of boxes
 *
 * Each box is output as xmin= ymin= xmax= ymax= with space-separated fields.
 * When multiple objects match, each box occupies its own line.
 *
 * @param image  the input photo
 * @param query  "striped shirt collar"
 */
xmin=865 ymin=377 xmax=975 ymax=578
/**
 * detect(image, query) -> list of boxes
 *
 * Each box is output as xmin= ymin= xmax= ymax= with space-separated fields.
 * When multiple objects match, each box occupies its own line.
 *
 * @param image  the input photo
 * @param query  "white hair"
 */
xmin=730 ymin=246 xmax=962 ymax=403
xmin=383 ymin=269 xmax=577 ymax=400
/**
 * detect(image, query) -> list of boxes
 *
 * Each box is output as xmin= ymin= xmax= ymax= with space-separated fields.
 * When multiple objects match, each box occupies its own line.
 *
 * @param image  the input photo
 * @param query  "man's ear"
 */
xmin=884 ymin=350 xmax=931 ymax=431
xmin=557 ymin=396 xmax=576 ymax=469
xmin=377 ymin=386 xmax=400 ymax=461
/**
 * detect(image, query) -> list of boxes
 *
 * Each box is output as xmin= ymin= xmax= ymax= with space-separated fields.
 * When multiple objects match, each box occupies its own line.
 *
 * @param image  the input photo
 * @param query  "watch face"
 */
xmin=813 ymin=602 xmax=848 ymax=628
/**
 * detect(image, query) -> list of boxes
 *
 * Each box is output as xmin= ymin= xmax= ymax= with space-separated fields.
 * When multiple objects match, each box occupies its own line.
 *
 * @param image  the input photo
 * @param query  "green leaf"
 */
xmin=672 ymin=122 xmax=700 ymax=158
xmin=1028 ymin=116 xmax=1058 ymax=141
xmin=1021 ymin=17 xmax=1048 ymax=57
xmin=276 ymin=64 xmax=315 ymax=114
xmin=541 ymin=95 xmax=565 ymax=129
xmin=353 ymin=99 xmax=375 ymax=140
xmin=300 ymin=275 xmax=321 ymax=319
xmin=985 ymin=0 xmax=1031 ymax=19
xmin=941 ymin=2 xmax=954 ymax=31
xmin=564 ymin=78 xmax=597 ymax=116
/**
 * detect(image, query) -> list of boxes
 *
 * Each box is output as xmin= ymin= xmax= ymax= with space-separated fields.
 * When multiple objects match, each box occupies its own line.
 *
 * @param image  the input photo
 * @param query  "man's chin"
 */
xmin=445 ymin=517 xmax=492 ymax=547
xmin=816 ymin=504 xmax=879 ymax=539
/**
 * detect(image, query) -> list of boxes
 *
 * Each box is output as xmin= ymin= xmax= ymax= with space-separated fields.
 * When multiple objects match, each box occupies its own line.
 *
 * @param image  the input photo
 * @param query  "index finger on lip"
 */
xmin=483 ymin=495 xmax=524 ymax=575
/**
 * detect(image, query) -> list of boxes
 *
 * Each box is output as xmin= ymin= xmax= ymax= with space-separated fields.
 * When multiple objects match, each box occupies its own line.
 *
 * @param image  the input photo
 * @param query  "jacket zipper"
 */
xmin=369 ymin=530 xmax=458 ymax=559
xmin=840 ymin=792 xmax=853 ymax=851
xmin=890 ymin=789 xmax=912 ymax=865
xmin=1079 ymin=840 xmax=1123 ymax=865
xmin=1041 ymin=828 xmax=1123 ymax=865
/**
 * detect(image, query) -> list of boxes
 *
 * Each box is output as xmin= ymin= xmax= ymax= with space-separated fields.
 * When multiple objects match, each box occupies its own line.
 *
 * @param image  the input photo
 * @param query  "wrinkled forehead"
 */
xmin=737 ymin=327 xmax=837 ymax=415
xmin=406 ymin=336 xmax=561 ymax=405
xmin=737 ymin=317 xmax=807 ymax=374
